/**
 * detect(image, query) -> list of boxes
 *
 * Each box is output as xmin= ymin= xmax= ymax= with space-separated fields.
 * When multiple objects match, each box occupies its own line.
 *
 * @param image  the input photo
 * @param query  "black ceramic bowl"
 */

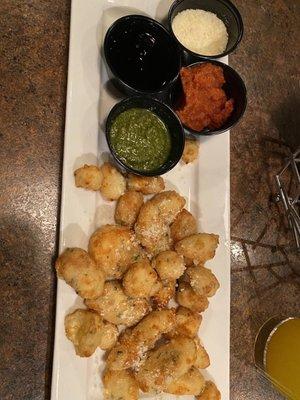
xmin=104 ymin=15 xmax=181 ymax=100
xmin=106 ymin=96 xmax=185 ymax=176
xmin=168 ymin=0 xmax=243 ymax=63
xmin=171 ymin=60 xmax=247 ymax=136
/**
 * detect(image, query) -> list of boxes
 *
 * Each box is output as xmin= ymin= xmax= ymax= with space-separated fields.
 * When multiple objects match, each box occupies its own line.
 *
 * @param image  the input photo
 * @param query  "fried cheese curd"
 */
xmin=55 ymin=248 xmax=105 ymax=299
xmin=165 ymin=366 xmax=205 ymax=396
xmin=182 ymin=139 xmax=199 ymax=164
xmin=135 ymin=336 xmax=197 ymax=392
xmin=88 ymin=224 xmax=144 ymax=279
xmin=170 ymin=208 xmax=197 ymax=243
xmin=135 ymin=190 xmax=186 ymax=255
xmin=127 ymin=174 xmax=165 ymax=195
xmin=194 ymin=337 xmax=210 ymax=369
xmin=175 ymin=233 xmax=219 ymax=265
xmin=152 ymin=250 xmax=185 ymax=281
xmin=166 ymin=306 xmax=202 ymax=339
xmin=106 ymin=309 xmax=176 ymax=371
xmin=176 ymin=63 xmax=234 ymax=132
xmin=176 ymin=282 xmax=209 ymax=313
xmin=185 ymin=265 xmax=220 ymax=297
xmin=151 ymin=279 xmax=176 ymax=309
xmin=115 ymin=190 xmax=144 ymax=227
xmin=100 ymin=162 xmax=126 ymax=201
xmin=85 ymin=280 xmax=150 ymax=327
xmin=103 ymin=369 xmax=139 ymax=400
xmin=74 ymin=164 xmax=103 ymax=191
xmin=123 ymin=258 xmax=160 ymax=299
xmin=196 ymin=380 xmax=221 ymax=400
xmin=65 ymin=309 xmax=118 ymax=357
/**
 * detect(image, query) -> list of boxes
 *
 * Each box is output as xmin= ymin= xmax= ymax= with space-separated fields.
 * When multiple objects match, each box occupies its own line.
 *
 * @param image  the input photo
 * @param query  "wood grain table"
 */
xmin=0 ymin=1 xmax=299 ymax=399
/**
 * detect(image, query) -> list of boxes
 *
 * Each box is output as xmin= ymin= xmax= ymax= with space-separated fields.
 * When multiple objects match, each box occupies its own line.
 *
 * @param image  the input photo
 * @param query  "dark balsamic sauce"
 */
xmin=106 ymin=18 xmax=180 ymax=92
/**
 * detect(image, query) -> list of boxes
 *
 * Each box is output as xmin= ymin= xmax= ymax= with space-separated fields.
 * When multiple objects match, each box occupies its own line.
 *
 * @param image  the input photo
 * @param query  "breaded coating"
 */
xmin=175 ymin=233 xmax=219 ymax=265
xmin=99 ymin=162 xmax=126 ymax=200
xmin=184 ymin=256 xmax=195 ymax=267
xmin=151 ymin=279 xmax=176 ymax=309
xmin=135 ymin=336 xmax=197 ymax=392
xmin=134 ymin=199 xmax=167 ymax=253
xmin=176 ymin=282 xmax=209 ymax=313
xmin=117 ymin=327 xmax=133 ymax=344
xmin=152 ymin=250 xmax=185 ymax=281
xmin=170 ymin=209 xmax=197 ymax=243
xmin=152 ymin=191 xmax=186 ymax=225
xmin=182 ymin=139 xmax=199 ymax=164
xmin=115 ymin=191 xmax=144 ymax=227
xmin=74 ymin=164 xmax=103 ymax=191
xmin=196 ymin=381 xmax=221 ymax=400
xmin=135 ymin=191 xmax=185 ymax=254
xmin=185 ymin=266 xmax=220 ymax=297
xmin=55 ymin=248 xmax=104 ymax=299
xmin=65 ymin=309 xmax=118 ymax=357
xmin=85 ymin=281 xmax=150 ymax=327
xmin=128 ymin=174 xmax=165 ymax=194
xmin=167 ymin=306 xmax=202 ymax=338
xmin=146 ymin=233 xmax=171 ymax=256
xmin=123 ymin=259 xmax=159 ymax=298
xmin=103 ymin=369 xmax=139 ymax=400
xmin=194 ymin=337 xmax=210 ymax=369
xmin=106 ymin=309 xmax=176 ymax=371
xmin=88 ymin=225 xmax=144 ymax=279
xmin=165 ymin=366 xmax=205 ymax=395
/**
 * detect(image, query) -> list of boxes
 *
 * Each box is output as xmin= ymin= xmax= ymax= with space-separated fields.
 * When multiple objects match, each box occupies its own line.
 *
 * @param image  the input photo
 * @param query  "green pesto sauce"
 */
xmin=109 ymin=108 xmax=171 ymax=172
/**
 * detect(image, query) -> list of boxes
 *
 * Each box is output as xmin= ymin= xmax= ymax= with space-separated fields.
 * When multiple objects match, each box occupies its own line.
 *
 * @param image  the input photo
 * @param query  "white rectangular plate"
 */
xmin=51 ymin=1 xmax=230 ymax=399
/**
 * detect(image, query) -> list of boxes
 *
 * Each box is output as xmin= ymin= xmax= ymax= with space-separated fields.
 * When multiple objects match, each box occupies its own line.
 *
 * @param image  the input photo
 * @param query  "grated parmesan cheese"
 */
xmin=172 ymin=9 xmax=228 ymax=56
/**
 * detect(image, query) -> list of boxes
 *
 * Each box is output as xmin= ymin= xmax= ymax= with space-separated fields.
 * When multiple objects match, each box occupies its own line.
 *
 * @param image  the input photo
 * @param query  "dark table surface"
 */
xmin=0 ymin=1 xmax=299 ymax=399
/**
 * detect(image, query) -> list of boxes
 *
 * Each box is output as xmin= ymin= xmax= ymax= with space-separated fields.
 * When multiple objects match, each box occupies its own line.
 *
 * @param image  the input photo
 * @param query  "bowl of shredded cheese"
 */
xmin=168 ymin=0 xmax=243 ymax=61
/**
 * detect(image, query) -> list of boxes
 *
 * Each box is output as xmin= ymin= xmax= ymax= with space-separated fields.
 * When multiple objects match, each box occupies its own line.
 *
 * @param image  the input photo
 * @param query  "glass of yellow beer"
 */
xmin=254 ymin=316 xmax=300 ymax=400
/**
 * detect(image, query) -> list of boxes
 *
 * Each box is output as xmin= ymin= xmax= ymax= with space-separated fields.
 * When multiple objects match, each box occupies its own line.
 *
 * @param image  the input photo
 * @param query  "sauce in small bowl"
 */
xmin=104 ymin=15 xmax=181 ymax=100
xmin=170 ymin=60 xmax=247 ymax=137
xmin=106 ymin=97 xmax=184 ymax=176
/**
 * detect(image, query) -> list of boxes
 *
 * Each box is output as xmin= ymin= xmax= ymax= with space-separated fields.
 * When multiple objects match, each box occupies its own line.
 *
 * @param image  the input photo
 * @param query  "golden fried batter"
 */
xmin=85 ymin=280 xmax=150 ymax=327
xmin=165 ymin=366 xmax=205 ymax=395
xmin=115 ymin=190 xmax=144 ymax=227
xmin=185 ymin=266 xmax=220 ymax=297
xmin=106 ymin=309 xmax=176 ymax=371
xmin=176 ymin=282 xmax=209 ymax=313
xmin=194 ymin=337 xmax=210 ymax=369
xmin=167 ymin=306 xmax=202 ymax=339
xmin=74 ymin=164 xmax=103 ymax=191
xmin=123 ymin=259 xmax=159 ymax=298
xmin=88 ymin=225 xmax=144 ymax=279
xmin=99 ymin=162 xmax=126 ymax=200
xmin=65 ymin=309 xmax=118 ymax=357
xmin=103 ymin=369 xmax=139 ymax=400
xmin=151 ymin=279 xmax=176 ymax=309
xmin=152 ymin=250 xmax=185 ymax=281
xmin=135 ymin=336 xmax=197 ymax=392
xmin=127 ymin=174 xmax=165 ymax=194
xmin=196 ymin=380 xmax=221 ymax=400
xmin=55 ymin=248 xmax=105 ymax=299
xmin=175 ymin=233 xmax=219 ymax=265
xmin=146 ymin=233 xmax=171 ymax=256
xmin=170 ymin=209 xmax=197 ymax=243
xmin=135 ymin=191 xmax=185 ymax=254
xmin=182 ymin=139 xmax=199 ymax=164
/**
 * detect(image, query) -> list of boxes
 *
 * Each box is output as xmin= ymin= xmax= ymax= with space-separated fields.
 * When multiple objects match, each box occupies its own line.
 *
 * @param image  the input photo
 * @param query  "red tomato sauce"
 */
xmin=176 ymin=63 xmax=234 ymax=132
